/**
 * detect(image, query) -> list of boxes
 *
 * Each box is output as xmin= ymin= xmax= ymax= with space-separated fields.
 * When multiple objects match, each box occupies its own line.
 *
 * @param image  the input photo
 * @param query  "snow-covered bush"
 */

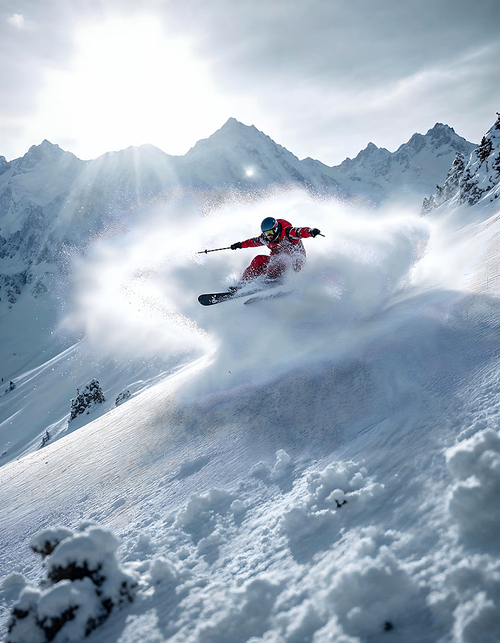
xmin=30 ymin=527 xmax=74 ymax=559
xmin=6 ymin=524 xmax=137 ymax=643
xmin=115 ymin=389 xmax=131 ymax=406
xmin=69 ymin=379 xmax=105 ymax=421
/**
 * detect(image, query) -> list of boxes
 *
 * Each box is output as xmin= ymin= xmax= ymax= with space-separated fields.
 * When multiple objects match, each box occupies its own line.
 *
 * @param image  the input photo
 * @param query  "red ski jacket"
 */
xmin=240 ymin=219 xmax=315 ymax=256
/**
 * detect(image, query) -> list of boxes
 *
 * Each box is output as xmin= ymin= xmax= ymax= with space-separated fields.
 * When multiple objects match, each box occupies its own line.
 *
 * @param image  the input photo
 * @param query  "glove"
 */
xmin=231 ymin=242 xmax=242 ymax=250
xmin=309 ymin=228 xmax=321 ymax=238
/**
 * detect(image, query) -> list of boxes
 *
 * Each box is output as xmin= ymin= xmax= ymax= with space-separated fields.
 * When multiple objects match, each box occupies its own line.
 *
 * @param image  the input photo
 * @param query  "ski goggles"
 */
xmin=263 ymin=228 xmax=276 ymax=238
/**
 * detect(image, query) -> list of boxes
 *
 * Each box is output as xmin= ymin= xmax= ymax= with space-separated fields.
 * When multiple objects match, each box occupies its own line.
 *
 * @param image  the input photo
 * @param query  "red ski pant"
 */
xmin=241 ymin=253 xmax=305 ymax=282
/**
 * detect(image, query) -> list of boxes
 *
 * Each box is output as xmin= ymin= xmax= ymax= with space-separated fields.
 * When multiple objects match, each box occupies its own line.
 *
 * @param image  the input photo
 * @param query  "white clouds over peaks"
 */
xmin=7 ymin=14 xmax=26 ymax=28
xmin=1 ymin=0 xmax=499 ymax=164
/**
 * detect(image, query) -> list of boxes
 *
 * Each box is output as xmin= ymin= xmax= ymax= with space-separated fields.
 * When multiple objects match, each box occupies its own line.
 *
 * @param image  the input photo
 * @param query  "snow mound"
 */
xmin=281 ymin=460 xmax=384 ymax=563
xmin=446 ymin=427 xmax=500 ymax=544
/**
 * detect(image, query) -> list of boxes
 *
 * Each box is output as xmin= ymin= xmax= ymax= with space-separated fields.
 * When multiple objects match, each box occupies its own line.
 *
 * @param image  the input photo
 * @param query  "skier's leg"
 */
xmin=292 ymin=253 xmax=306 ymax=273
xmin=241 ymin=255 xmax=270 ymax=282
xmin=266 ymin=255 xmax=288 ymax=282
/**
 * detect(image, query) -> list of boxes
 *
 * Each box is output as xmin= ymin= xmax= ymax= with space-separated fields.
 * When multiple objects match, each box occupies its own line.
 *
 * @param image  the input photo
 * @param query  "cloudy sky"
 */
xmin=1 ymin=0 xmax=499 ymax=165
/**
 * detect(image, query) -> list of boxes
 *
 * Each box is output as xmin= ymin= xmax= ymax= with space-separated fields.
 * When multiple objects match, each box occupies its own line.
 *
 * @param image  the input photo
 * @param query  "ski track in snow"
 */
xmin=1 ymin=193 xmax=500 ymax=642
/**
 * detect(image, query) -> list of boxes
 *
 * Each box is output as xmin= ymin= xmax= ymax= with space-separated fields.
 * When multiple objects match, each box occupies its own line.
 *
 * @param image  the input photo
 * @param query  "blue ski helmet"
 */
xmin=261 ymin=217 xmax=279 ymax=239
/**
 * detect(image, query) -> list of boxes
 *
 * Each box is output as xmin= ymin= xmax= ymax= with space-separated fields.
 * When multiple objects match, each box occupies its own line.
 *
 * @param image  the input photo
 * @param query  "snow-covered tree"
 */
xmin=6 ymin=524 xmax=137 ymax=643
xmin=69 ymin=380 xmax=105 ymax=421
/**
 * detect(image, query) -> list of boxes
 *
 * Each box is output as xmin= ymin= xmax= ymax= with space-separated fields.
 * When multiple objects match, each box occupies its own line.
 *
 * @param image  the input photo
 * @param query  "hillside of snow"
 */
xmin=1 ymin=116 xmax=500 ymax=643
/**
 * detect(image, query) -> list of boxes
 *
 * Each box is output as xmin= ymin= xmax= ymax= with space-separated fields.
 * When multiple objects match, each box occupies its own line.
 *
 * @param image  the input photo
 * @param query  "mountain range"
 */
xmin=0 ymin=118 xmax=477 ymax=309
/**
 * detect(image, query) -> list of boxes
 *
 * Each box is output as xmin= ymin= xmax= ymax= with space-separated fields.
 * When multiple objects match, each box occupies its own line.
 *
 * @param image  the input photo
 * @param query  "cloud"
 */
xmin=1 ymin=0 xmax=499 ymax=164
xmin=7 ymin=13 xmax=26 ymax=28
xmin=165 ymin=0 xmax=500 ymax=86
xmin=154 ymin=0 xmax=500 ymax=160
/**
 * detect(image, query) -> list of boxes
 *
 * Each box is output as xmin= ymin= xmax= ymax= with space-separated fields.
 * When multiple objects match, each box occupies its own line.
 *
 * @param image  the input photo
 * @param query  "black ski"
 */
xmin=198 ymin=291 xmax=239 ymax=306
xmin=198 ymin=283 xmax=281 ymax=306
xmin=243 ymin=290 xmax=294 ymax=305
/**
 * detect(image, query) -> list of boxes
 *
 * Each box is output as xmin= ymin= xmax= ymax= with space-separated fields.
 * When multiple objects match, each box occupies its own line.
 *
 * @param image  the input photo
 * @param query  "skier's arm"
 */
xmin=230 ymin=236 xmax=265 ymax=250
xmin=240 ymin=235 xmax=266 ymax=248
xmin=286 ymin=227 xmax=322 ymax=240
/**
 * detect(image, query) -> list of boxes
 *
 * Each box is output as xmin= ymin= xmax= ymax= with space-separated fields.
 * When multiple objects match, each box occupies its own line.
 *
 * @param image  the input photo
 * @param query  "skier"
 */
xmin=230 ymin=217 xmax=321 ymax=286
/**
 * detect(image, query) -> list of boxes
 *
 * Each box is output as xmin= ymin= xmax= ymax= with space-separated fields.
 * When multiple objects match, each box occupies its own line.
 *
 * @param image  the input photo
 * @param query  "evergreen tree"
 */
xmin=477 ymin=136 xmax=493 ymax=163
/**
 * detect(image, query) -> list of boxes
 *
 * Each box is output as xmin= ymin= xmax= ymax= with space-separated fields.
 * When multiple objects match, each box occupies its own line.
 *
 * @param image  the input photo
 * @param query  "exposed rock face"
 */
xmin=115 ymin=389 xmax=131 ymax=406
xmin=423 ymin=114 xmax=500 ymax=213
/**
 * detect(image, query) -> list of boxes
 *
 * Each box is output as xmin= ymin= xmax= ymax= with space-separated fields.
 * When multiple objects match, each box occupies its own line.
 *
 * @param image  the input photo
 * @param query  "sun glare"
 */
xmin=35 ymin=15 xmax=230 ymax=159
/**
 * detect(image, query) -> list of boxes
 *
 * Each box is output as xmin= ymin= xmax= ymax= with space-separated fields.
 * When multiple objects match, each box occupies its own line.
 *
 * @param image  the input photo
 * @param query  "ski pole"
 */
xmin=197 ymin=246 xmax=232 ymax=254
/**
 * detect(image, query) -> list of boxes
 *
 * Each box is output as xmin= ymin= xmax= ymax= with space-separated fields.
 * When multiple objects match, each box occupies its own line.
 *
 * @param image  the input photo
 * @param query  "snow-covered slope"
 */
xmin=2 ymin=117 xmax=500 ymax=643
xmin=423 ymin=113 xmax=500 ymax=213
xmin=1 ymin=187 xmax=500 ymax=642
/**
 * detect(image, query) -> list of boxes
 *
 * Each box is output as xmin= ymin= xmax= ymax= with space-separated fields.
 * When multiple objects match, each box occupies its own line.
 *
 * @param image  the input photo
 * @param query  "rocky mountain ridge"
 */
xmin=423 ymin=113 xmax=500 ymax=213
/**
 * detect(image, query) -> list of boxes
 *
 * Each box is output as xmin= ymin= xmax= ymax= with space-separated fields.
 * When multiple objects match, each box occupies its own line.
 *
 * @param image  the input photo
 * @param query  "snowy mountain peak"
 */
xmin=423 ymin=113 xmax=500 ymax=212
xmin=11 ymin=139 xmax=75 ymax=176
xmin=220 ymin=116 xmax=258 ymax=134
xmin=0 ymin=155 xmax=9 ymax=176
xmin=26 ymin=139 xmax=64 ymax=161
xmin=359 ymin=141 xmax=388 ymax=158
xmin=397 ymin=123 xmax=471 ymax=157
xmin=337 ymin=141 xmax=390 ymax=171
xmin=331 ymin=122 xmax=476 ymax=205
xmin=187 ymin=117 xmax=278 ymax=156
xmin=426 ymin=122 xmax=454 ymax=138
xmin=403 ymin=132 xmax=426 ymax=154
xmin=178 ymin=116 xmax=346 ymax=197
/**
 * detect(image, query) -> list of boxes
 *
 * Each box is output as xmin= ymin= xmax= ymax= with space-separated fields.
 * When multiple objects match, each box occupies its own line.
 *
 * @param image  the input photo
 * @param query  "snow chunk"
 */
xmin=149 ymin=557 xmax=178 ymax=585
xmin=175 ymin=488 xmax=234 ymax=544
xmin=446 ymin=427 xmax=500 ymax=543
xmin=0 ymin=573 xmax=26 ymax=591
xmin=249 ymin=449 xmax=295 ymax=489
xmin=30 ymin=527 xmax=74 ymax=559
xmin=281 ymin=460 xmax=384 ymax=562
xmin=195 ymin=577 xmax=282 ymax=642
xmin=271 ymin=449 xmax=293 ymax=482
xmin=327 ymin=546 xmax=421 ymax=638
xmin=306 ymin=460 xmax=382 ymax=510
